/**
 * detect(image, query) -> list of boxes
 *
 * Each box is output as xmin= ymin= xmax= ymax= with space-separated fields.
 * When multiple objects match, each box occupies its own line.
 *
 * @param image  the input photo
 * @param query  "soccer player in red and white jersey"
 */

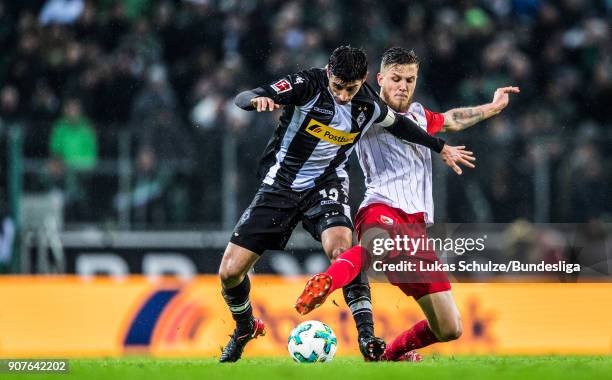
xmin=295 ymin=47 xmax=519 ymax=361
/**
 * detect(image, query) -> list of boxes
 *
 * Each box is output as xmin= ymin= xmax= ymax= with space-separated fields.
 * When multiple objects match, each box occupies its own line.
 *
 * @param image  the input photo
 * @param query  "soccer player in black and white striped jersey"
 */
xmin=296 ymin=47 xmax=519 ymax=361
xmin=218 ymin=46 xmax=474 ymax=362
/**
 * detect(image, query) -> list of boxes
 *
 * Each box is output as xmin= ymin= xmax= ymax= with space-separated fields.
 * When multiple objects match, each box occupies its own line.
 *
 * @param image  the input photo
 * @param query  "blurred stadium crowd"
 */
xmin=0 ymin=0 xmax=610 ymax=229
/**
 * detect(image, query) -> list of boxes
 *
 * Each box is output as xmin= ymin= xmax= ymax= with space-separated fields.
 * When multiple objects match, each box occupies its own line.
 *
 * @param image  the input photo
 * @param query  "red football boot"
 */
xmin=294 ymin=273 xmax=333 ymax=315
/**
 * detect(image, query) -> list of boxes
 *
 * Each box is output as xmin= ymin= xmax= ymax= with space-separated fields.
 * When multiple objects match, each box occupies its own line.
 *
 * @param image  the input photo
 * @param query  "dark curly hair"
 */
xmin=328 ymin=45 xmax=368 ymax=82
xmin=380 ymin=47 xmax=419 ymax=70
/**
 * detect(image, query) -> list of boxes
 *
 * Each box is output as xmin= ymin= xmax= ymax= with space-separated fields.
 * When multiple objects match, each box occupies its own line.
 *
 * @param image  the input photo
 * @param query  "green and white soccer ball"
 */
xmin=288 ymin=320 xmax=337 ymax=363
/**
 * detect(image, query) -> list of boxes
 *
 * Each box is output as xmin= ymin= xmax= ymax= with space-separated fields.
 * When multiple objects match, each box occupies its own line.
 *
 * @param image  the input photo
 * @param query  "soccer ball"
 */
xmin=287 ymin=320 xmax=337 ymax=363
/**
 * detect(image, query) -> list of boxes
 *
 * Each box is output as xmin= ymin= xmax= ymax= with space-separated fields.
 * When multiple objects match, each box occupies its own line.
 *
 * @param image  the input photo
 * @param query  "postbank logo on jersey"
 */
xmin=305 ymin=118 xmax=359 ymax=146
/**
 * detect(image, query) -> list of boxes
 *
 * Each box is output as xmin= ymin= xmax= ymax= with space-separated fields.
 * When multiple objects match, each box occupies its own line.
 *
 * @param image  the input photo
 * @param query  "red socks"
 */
xmin=326 ymin=245 xmax=366 ymax=293
xmin=383 ymin=320 xmax=440 ymax=361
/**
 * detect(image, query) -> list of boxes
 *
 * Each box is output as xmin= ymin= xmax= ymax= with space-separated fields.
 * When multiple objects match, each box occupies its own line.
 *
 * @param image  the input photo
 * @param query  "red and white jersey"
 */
xmin=356 ymin=102 xmax=444 ymax=225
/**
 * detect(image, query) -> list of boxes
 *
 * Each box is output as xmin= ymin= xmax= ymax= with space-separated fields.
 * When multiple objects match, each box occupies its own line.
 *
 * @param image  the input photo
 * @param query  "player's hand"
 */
xmin=440 ymin=145 xmax=476 ymax=175
xmin=491 ymin=86 xmax=520 ymax=113
xmin=251 ymin=97 xmax=281 ymax=112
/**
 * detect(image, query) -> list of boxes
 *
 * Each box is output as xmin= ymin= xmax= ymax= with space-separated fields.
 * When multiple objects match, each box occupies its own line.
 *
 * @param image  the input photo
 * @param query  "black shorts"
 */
xmin=230 ymin=182 xmax=353 ymax=255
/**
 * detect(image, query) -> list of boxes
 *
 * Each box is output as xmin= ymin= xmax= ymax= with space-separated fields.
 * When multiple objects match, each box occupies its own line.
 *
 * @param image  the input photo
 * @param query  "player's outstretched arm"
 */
xmin=235 ymin=70 xmax=319 ymax=112
xmin=234 ymin=88 xmax=281 ymax=112
xmin=442 ymin=86 xmax=520 ymax=132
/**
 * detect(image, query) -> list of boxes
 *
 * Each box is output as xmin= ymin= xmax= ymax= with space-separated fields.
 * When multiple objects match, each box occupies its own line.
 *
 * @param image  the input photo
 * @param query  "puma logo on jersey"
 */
xmin=305 ymin=119 xmax=359 ymax=146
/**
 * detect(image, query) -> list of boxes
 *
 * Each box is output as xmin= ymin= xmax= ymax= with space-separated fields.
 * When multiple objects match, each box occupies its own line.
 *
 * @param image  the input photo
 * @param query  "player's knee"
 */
xmin=218 ymin=264 xmax=246 ymax=287
xmin=321 ymin=225 xmax=352 ymax=260
xmin=437 ymin=319 xmax=463 ymax=342
xmin=322 ymin=236 xmax=351 ymax=260
xmin=328 ymin=245 xmax=350 ymax=260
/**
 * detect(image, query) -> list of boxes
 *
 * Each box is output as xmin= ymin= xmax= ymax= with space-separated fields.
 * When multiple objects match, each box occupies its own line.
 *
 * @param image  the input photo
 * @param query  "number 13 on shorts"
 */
xmin=319 ymin=188 xmax=340 ymax=201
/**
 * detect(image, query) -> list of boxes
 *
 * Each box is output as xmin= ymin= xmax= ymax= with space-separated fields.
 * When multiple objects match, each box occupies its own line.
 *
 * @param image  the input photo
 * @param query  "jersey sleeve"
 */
xmin=370 ymin=90 xmax=390 ymax=124
xmin=424 ymin=108 xmax=445 ymax=135
xmin=260 ymin=70 xmax=319 ymax=106
xmin=373 ymin=98 xmax=390 ymax=124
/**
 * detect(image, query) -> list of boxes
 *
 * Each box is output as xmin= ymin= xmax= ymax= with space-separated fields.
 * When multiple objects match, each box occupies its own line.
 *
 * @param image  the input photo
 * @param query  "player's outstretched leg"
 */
xmin=381 ymin=319 xmax=438 ymax=361
xmin=294 ymin=245 xmax=365 ymax=315
xmin=382 ymin=291 xmax=461 ymax=361
xmin=343 ymin=272 xmax=386 ymax=361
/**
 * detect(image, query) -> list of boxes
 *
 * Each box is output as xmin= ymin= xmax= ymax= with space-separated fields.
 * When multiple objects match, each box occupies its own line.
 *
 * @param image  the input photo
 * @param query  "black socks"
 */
xmin=342 ymin=271 xmax=375 ymax=337
xmin=222 ymin=275 xmax=254 ymax=333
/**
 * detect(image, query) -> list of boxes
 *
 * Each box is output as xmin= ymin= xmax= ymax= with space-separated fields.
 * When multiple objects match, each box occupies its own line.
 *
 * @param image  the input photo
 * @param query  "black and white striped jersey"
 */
xmin=255 ymin=68 xmax=389 ymax=192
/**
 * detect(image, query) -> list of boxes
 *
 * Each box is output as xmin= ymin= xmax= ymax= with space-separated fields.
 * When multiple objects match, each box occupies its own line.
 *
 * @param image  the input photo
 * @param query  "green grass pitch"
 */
xmin=10 ymin=356 xmax=612 ymax=380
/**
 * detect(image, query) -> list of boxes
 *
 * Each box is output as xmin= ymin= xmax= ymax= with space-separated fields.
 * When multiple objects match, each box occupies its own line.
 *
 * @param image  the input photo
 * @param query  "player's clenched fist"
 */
xmin=250 ymin=97 xmax=281 ymax=112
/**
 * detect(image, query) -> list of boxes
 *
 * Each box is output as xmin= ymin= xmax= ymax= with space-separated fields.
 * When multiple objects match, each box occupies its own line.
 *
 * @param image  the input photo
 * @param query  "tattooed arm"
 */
xmin=442 ymin=86 xmax=520 ymax=132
